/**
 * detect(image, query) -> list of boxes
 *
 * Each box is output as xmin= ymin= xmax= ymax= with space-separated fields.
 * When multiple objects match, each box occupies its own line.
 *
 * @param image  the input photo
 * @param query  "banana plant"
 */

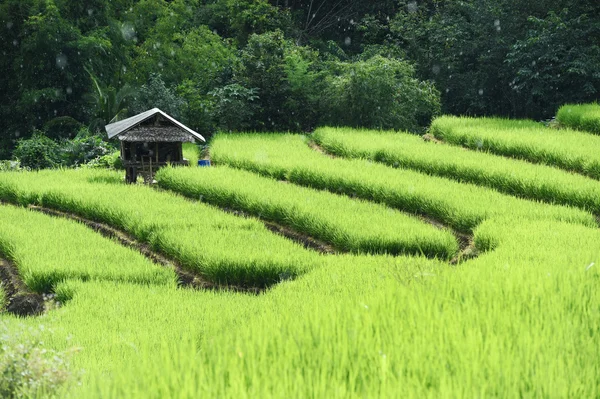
xmin=86 ymin=67 xmax=137 ymax=132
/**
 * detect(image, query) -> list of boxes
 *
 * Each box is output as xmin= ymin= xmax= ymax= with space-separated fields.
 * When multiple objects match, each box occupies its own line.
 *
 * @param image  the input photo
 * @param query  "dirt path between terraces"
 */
xmin=0 ymin=257 xmax=44 ymax=316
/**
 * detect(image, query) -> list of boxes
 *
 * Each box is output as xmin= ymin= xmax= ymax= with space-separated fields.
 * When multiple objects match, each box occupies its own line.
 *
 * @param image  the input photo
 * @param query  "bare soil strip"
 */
xmin=422 ymin=133 xmax=444 ymax=144
xmin=306 ymin=140 xmax=336 ymax=158
xmin=27 ymin=206 xmax=262 ymax=294
xmin=0 ymin=257 xmax=44 ymax=316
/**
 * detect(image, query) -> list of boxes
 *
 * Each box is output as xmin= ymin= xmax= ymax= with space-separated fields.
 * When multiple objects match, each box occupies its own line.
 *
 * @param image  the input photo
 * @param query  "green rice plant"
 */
xmin=0 ymin=205 xmax=177 ymax=293
xmin=210 ymin=133 xmax=595 ymax=233
xmin=182 ymin=142 xmax=200 ymax=167
xmin=0 ymin=169 xmax=317 ymax=288
xmin=4 ymin=215 xmax=599 ymax=398
xmin=431 ymin=115 xmax=600 ymax=179
xmin=557 ymin=103 xmax=600 ymax=134
xmin=156 ymin=165 xmax=459 ymax=259
xmin=1 ymin=131 xmax=600 ymax=398
xmin=313 ymin=126 xmax=600 ymax=214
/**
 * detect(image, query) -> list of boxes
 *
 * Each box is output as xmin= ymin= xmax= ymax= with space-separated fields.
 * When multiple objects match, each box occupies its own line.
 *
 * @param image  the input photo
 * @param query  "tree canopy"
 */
xmin=1 ymin=0 xmax=599 ymax=159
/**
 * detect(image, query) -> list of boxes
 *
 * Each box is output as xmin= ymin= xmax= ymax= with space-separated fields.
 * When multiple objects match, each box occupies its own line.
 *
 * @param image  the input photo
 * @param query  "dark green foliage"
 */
xmin=59 ymin=128 xmax=115 ymax=167
xmin=0 ymin=0 xmax=122 ymax=146
xmin=130 ymin=25 xmax=236 ymax=92
xmin=13 ymin=133 xmax=61 ymax=170
xmin=2 ymin=0 xmax=598 ymax=163
xmin=87 ymin=70 xmax=136 ymax=133
xmin=202 ymin=0 xmax=291 ymax=45
xmin=209 ymin=84 xmax=259 ymax=132
xmin=236 ymin=30 xmax=324 ymax=131
xmin=237 ymin=31 xmax=295 ymax=130
xmin=321 ymin=56 xmax=440 ymax=131
xmin=505 ymin=11 xmax=600 ymax=118
xmin=12 ymin=128 xmax=115 ymax=170
xmin=130 ymin=74 xmax=185 ymax=119
xmin=43 ymin=116 xmax=82 ymax=140
xmin=388 ymin=0 xmax=600 ymax=119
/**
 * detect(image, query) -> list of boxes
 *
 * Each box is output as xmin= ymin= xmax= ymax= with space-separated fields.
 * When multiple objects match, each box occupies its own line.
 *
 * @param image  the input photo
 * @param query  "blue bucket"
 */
xmin=198 ymin=160 xmax=211 ymax=167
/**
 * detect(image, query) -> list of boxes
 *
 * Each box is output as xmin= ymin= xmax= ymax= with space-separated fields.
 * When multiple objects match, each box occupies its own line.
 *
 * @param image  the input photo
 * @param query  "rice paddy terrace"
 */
xmin=1 ymin=116 xmax=599 ymax=397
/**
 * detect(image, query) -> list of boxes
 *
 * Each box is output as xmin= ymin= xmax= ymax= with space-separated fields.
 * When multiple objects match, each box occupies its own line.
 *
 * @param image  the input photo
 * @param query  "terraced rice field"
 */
xmin=1 ymin=116 xmax=600 ymax=397
xmin=557 ymin=103 xmax=600 ymax=134
xmin=430 ymin=115 xmax=600 ymax=179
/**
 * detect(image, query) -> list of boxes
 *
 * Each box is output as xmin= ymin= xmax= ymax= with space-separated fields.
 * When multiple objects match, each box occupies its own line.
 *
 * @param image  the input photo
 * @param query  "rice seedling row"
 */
xmin=431 ymin=115 xmax=600 ymax=179
xmin=0 ymin=205 xmax=177 ymax=294
xmin=3 ymin=209 xmax=599 ymax=398
xmin=557 ymin=103 xmax=600 ymax=134
xmin=313 ymin=127 xmax=600 ymax=214
xmin=0 ymin=169 xmax=317 ymax=288
xmin=156 ymin=165 xmax=459 ymax=259
xmin=1 ymin=128 xmax=600 ymax=398
xmin=27 ymin=205 xmax=227 ymax=291
xmin=210 ymin=133 xmax=594 ymax=233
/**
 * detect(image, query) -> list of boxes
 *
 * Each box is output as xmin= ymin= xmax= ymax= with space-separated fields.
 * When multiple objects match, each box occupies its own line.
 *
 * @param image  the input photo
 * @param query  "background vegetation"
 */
xmin=1 ymin=0 xmax=599 ymax=161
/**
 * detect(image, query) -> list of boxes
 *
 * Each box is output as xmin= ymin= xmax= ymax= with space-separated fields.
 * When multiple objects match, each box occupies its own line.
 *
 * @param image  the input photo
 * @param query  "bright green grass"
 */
xmin=431 ymin=115 xmax=600 ymax=179
xmin=3 ymin=214 xmax=599 ymax=398
xmin=314 ymin=126 xmax=600 ymax=214
xmin=1 ymin=130 xmax=599 ymax=397
xmin=0 ymin=205 xmax=177 ymax=293
xmin=182 ymin=142 xmax=200 ymax=167
xmin=557 ymin=103 xmax=600 ymax=134
xmin=0 ymin=169 xmax=317 ymax=287
xmin=156 ymin=165 xmax=459 ymax=259
xmin=210 ymin=133 xmax=594 ymax=233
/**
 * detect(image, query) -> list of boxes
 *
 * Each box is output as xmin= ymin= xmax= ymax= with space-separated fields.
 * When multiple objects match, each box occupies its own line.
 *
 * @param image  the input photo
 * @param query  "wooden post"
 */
xmin=155 ymin=142 xmax=159 ymax=163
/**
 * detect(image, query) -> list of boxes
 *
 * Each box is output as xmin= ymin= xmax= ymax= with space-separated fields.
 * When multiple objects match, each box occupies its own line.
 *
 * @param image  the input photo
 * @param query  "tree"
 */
xmin=130 ymin=74 xmax=186 ymax=118
xmin=0 ymin=0 xmax=121 ymax=157
xmin=505 ymin=10 xmax=600 ymax=118
xmin=237 ymin=30 xmax=321 ymax=131
xmin=321 ymin=56 xmax=440 ymax=131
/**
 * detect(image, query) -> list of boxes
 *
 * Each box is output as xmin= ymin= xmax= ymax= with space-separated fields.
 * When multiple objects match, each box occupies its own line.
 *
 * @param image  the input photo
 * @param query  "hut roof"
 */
xmin=105 ymin=108 xmax=205 ymax=142
xmin=117 ymin=126 xmax=197 ymax=142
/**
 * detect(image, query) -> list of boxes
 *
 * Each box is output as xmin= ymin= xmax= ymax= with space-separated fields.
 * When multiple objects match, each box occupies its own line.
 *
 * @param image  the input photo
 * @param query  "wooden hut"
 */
xmin=105 ymin=108 xmax=205 ymax=183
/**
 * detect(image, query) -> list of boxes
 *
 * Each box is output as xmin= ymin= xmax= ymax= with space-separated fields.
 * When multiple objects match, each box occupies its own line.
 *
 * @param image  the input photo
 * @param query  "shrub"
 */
xmin=0 ymin=160 xmax=22 ymax=172
xmin=321 ymin=56 xmax=441 ymax=132
xmin=0 ymin=324 xmax=75 ymax=398
xmin=237 ymin=30 xmax=321 ymax=131
xmin=12 ymin=133 xmax=60 ymax=170
xmin=84 ymin=151 xmax=123 ymax=170
xmin=43 ymin=117 xmax=82 ymax=141
xmin=59 ymin=128 xmax=115 ymax=167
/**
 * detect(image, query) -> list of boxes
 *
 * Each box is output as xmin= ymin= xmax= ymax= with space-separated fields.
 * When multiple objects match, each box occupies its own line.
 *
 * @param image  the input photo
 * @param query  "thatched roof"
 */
xmin=118 ymin=126 xmax=196 ymax=142
xmin=105 ymin=108 xmax=205 ymax=142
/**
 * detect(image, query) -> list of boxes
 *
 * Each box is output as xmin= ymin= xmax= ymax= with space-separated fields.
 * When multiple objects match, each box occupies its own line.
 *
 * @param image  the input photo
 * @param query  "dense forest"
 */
xmin=1 ymin=0 xmax=599 ymax=161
